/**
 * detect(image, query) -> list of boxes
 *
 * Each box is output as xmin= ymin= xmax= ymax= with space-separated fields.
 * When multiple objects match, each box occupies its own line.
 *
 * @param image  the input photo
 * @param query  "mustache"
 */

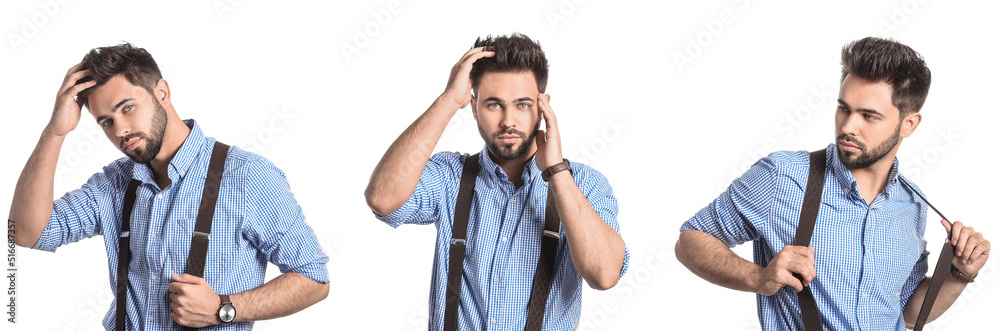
xmin=492 ymin=128 xmax=527 ymax=140
xmin=837 ymin=134 xmax=865 ymax=149
xmin=120 ymin=132 xmax=146 ymax=149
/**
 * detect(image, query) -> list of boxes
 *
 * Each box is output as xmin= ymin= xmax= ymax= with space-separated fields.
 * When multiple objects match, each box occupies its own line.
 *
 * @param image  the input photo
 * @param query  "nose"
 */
xmin=499 ymin=108 xmax=516 ymax=129
xmin=115 ymin=122 xmax=131 ymax=139
xmin=839 ymin=112 xmax=862 ymax=137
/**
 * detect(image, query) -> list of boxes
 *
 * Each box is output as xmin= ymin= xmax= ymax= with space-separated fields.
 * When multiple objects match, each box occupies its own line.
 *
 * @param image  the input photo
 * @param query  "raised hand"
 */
xmin=440 ymin=46 xmax=494 ymax=110
xmin=943 ymin=220 xmax=990 ymax=277
xmin=47 ymin=62 xmax=97 ymax=137
xmin=534 ymin=93 xmax=563 ymax=171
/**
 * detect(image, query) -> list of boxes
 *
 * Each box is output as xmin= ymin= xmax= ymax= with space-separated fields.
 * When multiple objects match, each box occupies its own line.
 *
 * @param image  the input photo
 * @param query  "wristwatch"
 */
xmin=542 ymin=160 xmax=571 ymax=181
xmin=218 ymin=294 xmax=236 ymax=323
xmin=950 ymin=264 xmax=977 ymax=283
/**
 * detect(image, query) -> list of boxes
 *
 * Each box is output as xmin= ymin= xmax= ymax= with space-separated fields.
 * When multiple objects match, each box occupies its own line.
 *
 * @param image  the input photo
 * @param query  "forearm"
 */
xmin=675 ymin=229 xmax=763 ymax=293
xmin=9 ymin=127 xmax=66 ymax=247
xmin=549 ymin=171 xmax=625 ymax=290
xmin=230 ymin=272 xmax=329 ymax=322
xmin=365 ymin=95 xmax=459 ymax=216
xmin=903 ymin=276 xmax=966 ymax=328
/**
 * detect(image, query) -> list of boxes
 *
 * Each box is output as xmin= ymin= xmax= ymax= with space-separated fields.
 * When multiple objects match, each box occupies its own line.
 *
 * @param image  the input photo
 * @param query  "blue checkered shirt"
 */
xmin=681 ymin=144 xmax=930 ymax=330
xmin=33 ymin=120 xmax=330 ymax=330
xmin=376 ymin=145 xmax=628 ymax=331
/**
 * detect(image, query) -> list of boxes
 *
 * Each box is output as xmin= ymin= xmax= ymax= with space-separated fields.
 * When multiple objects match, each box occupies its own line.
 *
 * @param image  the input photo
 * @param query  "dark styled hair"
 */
xmin=841 ymin=37 xmax=931 ymax=117
xmin=470 ymin=33 xmax=548 ymax=95
xmin=77 ymin=42 xmax=162 ymax=103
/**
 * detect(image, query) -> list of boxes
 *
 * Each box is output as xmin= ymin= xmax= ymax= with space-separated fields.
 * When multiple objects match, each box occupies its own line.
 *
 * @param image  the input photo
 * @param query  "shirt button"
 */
xmin=501 ymin=237 xmax=507 ymax=242
xmin=151 ymin=233 xmax=157 ymax=239
xmin=491 ymin=319 xmax=497 ymax=324
xmin=861 ymin=292 xmax=867 ymax=298
xmin=494 ymin=277 xmax=501 ymax=283
xmin=152 ymin=275 xmax=157 ymax=280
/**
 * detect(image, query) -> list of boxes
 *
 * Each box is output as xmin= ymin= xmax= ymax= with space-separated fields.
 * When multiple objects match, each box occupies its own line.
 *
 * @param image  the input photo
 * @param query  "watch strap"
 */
xmin=541 ymin=160 xmax=571 ymax=182
xmin=950 ymin=265 xmax=977 ymax=283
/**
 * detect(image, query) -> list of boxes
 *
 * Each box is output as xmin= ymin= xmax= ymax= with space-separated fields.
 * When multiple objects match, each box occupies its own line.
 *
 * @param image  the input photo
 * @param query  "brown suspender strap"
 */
xmin=115 ymin=179 xmax=142 ymax=331
xmin=443 ymin=154 xmax=569 ymax=331
xmin=182 ymin=141 xmax=229 ymax=331
xmin=115 ymin=141 xmax=229 ymax=331
xmin=185 ymin=141 xmax=229 ymax=279
xmin=796 ymin=149 xmax=954 ymax=331
xmin=443 ymin=153 xmax=480 ymax=331
xmin=794 ymin=150 xmax=827 ymax=331
xmin=523 ymin=172 xmax=568 ymax=331
xmin=898 ymin=179 xmax=955 ymax=331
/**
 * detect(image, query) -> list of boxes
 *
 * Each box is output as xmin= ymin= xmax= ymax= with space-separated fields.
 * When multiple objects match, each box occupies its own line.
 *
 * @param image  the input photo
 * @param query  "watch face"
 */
xmin=219 ymin=304 xmax=236 ymax=323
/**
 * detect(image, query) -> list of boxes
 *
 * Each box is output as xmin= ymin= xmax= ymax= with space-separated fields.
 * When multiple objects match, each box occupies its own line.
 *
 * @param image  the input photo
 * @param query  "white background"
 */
xmin=2 ymin=0 xmax=997 ymax=330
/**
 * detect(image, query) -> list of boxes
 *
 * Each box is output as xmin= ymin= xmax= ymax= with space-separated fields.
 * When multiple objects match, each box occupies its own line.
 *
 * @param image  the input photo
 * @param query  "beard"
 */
xmin=121 ymin=100 xmax=168 ymax=164
xmin=479 ymin=119 xmax=542 ymax=161
xmin=836 ymin=122 xmax=901 ymax=169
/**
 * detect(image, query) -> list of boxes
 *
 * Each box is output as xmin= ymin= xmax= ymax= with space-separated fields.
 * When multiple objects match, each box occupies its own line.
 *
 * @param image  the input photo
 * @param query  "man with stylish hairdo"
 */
xmin=365 ymin=33 xmax=628 ymax=330
xmin=675 ymin=37 xmax=990 ymax=330
xmin=9 ymin=43 xmax=330 ymax=330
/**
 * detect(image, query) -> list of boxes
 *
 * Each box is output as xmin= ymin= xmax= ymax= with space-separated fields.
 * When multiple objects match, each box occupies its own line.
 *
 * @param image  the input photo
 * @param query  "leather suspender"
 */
xmin=523 ymin=187 xmax=562 ymax=331
xmin=796 ymin=149 xmax=955 ymax=331
xmin=793 ymin=150 xmax=826 ymax=331
xmin=115 ymin=141 xmax=229 ymax=331
xmin=899 ymin=179 xmax=955 ymax=331
xmin=115 ymin=179 xmax=141 ymax=331
xmin=443 ymin=153 xmax=568 ymax=331
xmin=443 ymin=153 xmax=479 ymax=331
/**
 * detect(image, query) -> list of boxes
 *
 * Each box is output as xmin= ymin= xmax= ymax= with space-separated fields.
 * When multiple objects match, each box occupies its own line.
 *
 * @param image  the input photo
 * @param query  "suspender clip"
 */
xmin=450 ymin=238 xmax=466 ymax=246
xmin=120 ymin=231 xmax=130 ymax=238
xmin=193 ymin=231 xmax=210 ymax=240
xmin=543 ymin=230 xmax=559 ymax=239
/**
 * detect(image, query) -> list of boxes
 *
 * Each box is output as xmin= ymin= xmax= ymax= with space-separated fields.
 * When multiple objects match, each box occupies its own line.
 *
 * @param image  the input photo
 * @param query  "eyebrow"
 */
xmin=837 ymin=99 xmax=883 ymax=117
xmin=95 ymin=98 xmax=134 ymax=124
xmin=483 ymin=96 xmax=535 ymax=104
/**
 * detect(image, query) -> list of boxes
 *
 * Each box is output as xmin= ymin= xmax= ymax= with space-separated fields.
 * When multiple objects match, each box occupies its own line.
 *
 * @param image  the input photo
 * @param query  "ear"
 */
xmin=469 ymin=93 xmax=478 ymax=121
xmin=154 ymin=79 xmax=170 ymax=105
xmin=899 ymin=111 xmax=922 ymax=138
xmin=543 ymin=93 xmax=551 ymax=104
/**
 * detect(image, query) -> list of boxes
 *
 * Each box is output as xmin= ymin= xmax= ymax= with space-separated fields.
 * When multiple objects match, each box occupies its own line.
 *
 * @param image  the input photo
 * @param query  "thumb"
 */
xmin=172 ymin=273 xmax=201 ymax=284
xmin=941 ymin=219 xmax=951 ymax=233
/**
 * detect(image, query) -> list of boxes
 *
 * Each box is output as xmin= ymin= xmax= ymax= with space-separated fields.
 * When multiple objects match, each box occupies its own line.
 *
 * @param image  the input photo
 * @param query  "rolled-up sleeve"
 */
xmin=374 ymin=152 xmax=462 ymax=228
xmin=680 ymin=155 xmax=779 ymax=248
xmin=242 ymin=158 xmax=330 ymax=284
xmin=33 ymin=171 xmax=113 ymax=252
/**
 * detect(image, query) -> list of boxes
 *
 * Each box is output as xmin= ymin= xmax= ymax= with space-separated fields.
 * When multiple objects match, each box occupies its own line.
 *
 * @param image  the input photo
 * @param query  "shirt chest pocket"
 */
xmin=164 ymin=197 xmax=239 ymax=283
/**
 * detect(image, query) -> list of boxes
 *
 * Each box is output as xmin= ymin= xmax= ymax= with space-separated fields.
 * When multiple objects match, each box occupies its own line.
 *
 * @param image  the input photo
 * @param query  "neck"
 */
xmin=149 ymin=117 xmax=192 ymax=188
xmin=487 ymin=145 xmax=537 ymax=190
xmin=848 ymin=145 xmax=900 ymax=205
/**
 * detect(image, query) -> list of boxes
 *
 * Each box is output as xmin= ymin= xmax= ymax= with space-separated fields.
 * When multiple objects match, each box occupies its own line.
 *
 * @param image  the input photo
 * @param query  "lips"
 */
xmin=123 ymin=138 xmax=141 ymax=152
xmin=838 ymin=140 xmax=859 ymax=152
xmin=498 ymin=135 xmax=520 ymax=143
